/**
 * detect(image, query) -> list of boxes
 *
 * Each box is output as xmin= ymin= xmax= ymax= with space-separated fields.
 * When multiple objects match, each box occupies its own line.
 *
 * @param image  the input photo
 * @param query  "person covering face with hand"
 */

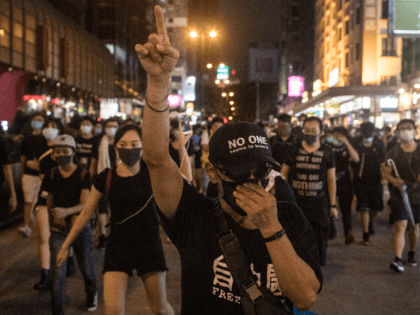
xmin=138 ymin=6 xmax=321 ymax=314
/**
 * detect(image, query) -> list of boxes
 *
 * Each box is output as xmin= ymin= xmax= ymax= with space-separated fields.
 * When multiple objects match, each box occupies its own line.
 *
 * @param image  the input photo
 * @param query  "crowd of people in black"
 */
xmin=2 ymin=6 xmax=420 ymax=315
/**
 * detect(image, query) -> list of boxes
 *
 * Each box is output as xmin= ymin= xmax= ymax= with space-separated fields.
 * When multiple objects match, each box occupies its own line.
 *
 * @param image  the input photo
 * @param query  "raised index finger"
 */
xmin=154 ymin=6 xmax=168 ymax=39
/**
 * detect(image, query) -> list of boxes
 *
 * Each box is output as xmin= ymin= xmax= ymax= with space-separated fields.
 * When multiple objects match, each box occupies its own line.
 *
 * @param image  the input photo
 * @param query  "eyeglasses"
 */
xmin=216 ymin=163 xmax=273 ymax=183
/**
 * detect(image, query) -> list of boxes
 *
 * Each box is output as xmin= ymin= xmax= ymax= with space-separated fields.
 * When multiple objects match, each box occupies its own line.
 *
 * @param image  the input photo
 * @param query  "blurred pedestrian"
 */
xmin=75 ymin=116 xmax=97 ymax=177
xmin=0 ymin=133 xmax=17 ymax=212
xmin=269 ymin=113 xmax=298 ymax=167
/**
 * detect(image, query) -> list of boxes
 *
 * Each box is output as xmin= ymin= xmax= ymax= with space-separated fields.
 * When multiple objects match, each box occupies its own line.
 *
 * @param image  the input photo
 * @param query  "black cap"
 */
xmin=208 ymin=121 xmax=280 ymax=176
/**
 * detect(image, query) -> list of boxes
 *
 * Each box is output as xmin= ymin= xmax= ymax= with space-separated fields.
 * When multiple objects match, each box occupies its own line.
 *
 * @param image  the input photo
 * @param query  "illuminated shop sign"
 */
xmin=168 ymin=95 xmax=183 ymax=107
xmin=380 ymin=97 xmax=398 ymax=109
xmin=288 ymin=76 xmax=305 ymax=97
xmin=329 ymin=68 xmax=339 ymax=87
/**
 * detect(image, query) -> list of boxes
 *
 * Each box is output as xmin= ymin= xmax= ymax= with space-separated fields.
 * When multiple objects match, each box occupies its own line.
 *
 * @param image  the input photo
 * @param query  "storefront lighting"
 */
xmin=399 ymin=88 xmax=405 ymax=94
xmin=0 ymin=29 xmax=4 ymax=36
xmin=415 ymin=84 xmax=420 ymax=89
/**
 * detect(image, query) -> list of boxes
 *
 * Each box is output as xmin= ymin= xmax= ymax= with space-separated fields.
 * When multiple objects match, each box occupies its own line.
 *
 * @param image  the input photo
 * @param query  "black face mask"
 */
xmin=221 ymin=178 xmax=257 ymax=216
xmin=118 ymin=148 xmax=142 ymax=166
xmin=304 ymin=134 xmax=317 ymax=145
xmin=55 ymin=155 xmax=72 ymax=167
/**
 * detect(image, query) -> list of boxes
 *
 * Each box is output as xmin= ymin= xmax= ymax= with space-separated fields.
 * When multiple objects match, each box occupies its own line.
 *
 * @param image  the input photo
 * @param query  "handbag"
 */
xmin=213 ymin=198 xmax=294 ymax=315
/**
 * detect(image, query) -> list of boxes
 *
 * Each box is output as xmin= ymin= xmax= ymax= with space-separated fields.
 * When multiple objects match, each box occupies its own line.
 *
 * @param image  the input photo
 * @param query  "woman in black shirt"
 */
xmin=56 ymin=124 xmax=174 ymax=315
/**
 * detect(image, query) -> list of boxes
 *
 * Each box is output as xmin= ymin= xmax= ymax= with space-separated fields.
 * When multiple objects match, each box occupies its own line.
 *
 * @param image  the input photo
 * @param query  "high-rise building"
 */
xmin=295 ymin=0 xmax=402 ymax=127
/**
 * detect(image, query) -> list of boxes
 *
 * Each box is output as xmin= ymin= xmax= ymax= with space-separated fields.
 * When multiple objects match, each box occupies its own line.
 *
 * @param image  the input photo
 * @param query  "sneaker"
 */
xmin=390 ymin=259 xmax=405 ymax=272
xmin=407 ymin=251 xmax=417 ymax=267
xmin=328 ymin=217 xmax=339 ymax=240
xmin=345 ymin=233 xmax=355 ymax=245
xmin=368 ymin=221 xmax=375 ymax=235
xmin=97 ymin=235 xmax=106 ymax=250
xmin=362 ymin=232 xmax=370 ymax=245
xmin=18 ymin=225 xmax=31 ymax=237
xmin=85 ymin=292 xmax=98 ymax=312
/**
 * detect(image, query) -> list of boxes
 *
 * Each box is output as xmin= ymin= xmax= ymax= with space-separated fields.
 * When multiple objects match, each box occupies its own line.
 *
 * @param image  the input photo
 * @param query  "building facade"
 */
xmin=296 ymin=0 xmax=402 ymax=128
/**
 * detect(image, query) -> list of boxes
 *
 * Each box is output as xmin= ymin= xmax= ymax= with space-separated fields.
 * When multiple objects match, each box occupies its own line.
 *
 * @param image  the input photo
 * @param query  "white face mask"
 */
xmin=363 ymin=137 xmax=373 ymax=143
xmin=400 ymin=130 xmax=414 ymax=142
xmin=42 ymin=127 xmax=59 ymax=141
xmin=106 ymin=127 xmax=118 ymax=138
xmin=81 ymin=125 xmax=92 ymax=134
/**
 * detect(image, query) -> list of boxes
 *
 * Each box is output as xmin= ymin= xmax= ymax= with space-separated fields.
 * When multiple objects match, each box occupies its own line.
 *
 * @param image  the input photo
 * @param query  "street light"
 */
xmin=224 ymin=80 xmax=230 ymax=84
xmin=222 ymin=93 xmax=227 ymax=97
xmin=229 ymin=92 xmax=234 ymax=97
xmin=219 ymin=63 xmax=225 ymax=68
xmin=207 ymin=63 xmax=213 ymax=69
xmin=229 ymin=101 xmax=234 ymax=105
xmin=215 ymin=80 xmax=220 ymax=84
xmin=229 ymin=116 xmax=233 ymax=120
xmin=209 ymin=31 xmax=217 ymax=38
xmin=231 ymin=107 xmax=235 ymax=111
xmin=190 ymin=31 xmax=198 ymax=38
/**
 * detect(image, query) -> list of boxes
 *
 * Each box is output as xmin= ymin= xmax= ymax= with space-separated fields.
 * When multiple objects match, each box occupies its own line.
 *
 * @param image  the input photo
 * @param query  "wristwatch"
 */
xmin=263 ymin=229 xmax=286 ymax=243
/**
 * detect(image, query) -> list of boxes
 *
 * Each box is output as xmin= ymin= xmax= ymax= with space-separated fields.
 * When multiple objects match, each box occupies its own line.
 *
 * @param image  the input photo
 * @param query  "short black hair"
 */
xmin=397 ymin=119 xmax=416 ymax=130
xmin=299 ymin=114 xmax=308 ymax=120
xmin=44 ymin=118 xmax=65 ymax=135
xmin=360 ymin=122 xmax=375 ymax=138
xmin=30 ymin=111 xmax=46 ymax=121
xmin=105 ymin=117 xmax=120 ymax=128
xmin=211 ymin=116 xmax=225 ymax=125
xmin=80 ymin=116 xmax=95 ymax=125
xmin=277 ymin=114 xmax=291 ymax=123
xmin=333 ymin=126 xmax=348 ymax=138
xmin=114 ymin=124 xmax=142 ymax=145
xmin=303 ymin=116 xmax=323 ymax=132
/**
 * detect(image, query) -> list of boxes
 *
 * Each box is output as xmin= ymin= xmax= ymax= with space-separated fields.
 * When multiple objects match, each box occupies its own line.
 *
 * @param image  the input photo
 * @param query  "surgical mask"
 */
xmin=363 ymin=137 xmax=373 ymax=143
xmin=96 ymin=128 xmax=102 ymax=135
xmin=81 ymin=126 xmax=92 ymax=134
xmin=399 ymin=130 xmax=414 ymax=142
xmin=106 ymin=127 xmax=117 ymax=138
xmin=118 ymin=148 xmax=142 ymax=166
xmin=221 ymin=178 xmax=257 ymax=216
xmin=55 ymin=155 xmax=72 ymax=167
xmin=304 ymin=134 xmax=317 ymax=145
xmin=31 ymin=120 xmax=43 ymax=130
xmin=325 ymin=137 xmax=333 ymax=144
xmin=42 ymin=127 xmax=59 ymax=141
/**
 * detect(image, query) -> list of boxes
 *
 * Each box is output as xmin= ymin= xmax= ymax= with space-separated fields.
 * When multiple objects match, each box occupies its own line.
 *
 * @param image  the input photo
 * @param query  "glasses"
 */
xmin=216 ymin=163 xmax=273 ymax=183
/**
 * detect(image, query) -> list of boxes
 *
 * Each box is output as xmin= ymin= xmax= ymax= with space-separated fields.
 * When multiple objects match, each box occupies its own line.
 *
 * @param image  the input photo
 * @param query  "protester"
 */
xmin=269 ymin=113 xmax=298 ymax=167
xmin=57 ymin=124 xmax=174 ymax=315
xmin=94 ymin=120 xmax=103 ymax=139
xmin=37 ymin=134 xmax=97 ymax=314
xmin=352 ymin=122 xmax=386 ymax=245
xmin=75 ymin=116 xmax=97 ymax=177
xmin=281 ymin=117 xmax=337 ymax=266
xmin=19 ymin=112 xmax=47 ymax=237
xmin=137 ymin=6 xmax=321 ymax=313
xmin=33 ymin=118 xmax=64 ymax=291
xmin=0 ymin=134 xmax=17 ymax=212
xmin=383 ymin=119 xmax=420 ymax=272
xmin=90 ymin=117 xmax=120 ymax=249
xmin=324 ymin=127 xmax=360 ymax=244
xmin=191 ymin=125 xmax=204 ymax=192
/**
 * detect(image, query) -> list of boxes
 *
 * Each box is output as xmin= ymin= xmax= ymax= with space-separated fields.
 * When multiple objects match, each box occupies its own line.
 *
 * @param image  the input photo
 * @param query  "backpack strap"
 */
xmin=39 ymin=148 xmax=53 ymax=163
xmin=105 ymin=168 xmax=112 ymax=198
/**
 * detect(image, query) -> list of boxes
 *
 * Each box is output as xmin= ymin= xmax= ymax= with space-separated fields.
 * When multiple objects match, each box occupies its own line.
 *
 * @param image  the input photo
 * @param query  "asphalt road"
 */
xmin=1 ymin=197 xmax=420 ymax=315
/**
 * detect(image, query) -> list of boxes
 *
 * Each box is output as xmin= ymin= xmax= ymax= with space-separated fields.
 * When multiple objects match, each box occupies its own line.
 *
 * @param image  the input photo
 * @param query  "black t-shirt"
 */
xmin=38 ymin=166 xmax=91 ymax=234
xmin=269 ymin=134 xmax=297 ymax=167
xmin=76 ymin=136 xmax=97 ymax=170
xmin=169 ymin=142 xmax=194 ymax=168
xmin=39 ymin=146 xmax=57 ymax=176
xmin=329 ymin=141 xmax=350 ymax=181
xmin=156 ymin=180 xmax=322 ymax=315
xmin=285 ymin=143 xmax=335 ymax=225
xmin=192 ymin=135 xmax=202 ymax=168
xmin=353 ymin=138 xmax=385 ymax=184
xmin=0 ymin=136 xmax=10 ymax=186
xmin=20 ymin=134 xmax=48 ymax=176
xmin=386 ymin=144 xmax=420 ymax=204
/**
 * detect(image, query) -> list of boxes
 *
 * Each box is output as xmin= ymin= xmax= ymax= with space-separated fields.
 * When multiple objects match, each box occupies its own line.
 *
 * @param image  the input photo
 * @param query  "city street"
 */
xmin=1 ymin=200 xmax=420 ymax=315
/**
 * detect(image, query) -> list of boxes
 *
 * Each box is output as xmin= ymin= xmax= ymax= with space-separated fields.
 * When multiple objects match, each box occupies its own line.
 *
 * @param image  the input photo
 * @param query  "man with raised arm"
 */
xmin=137 ymin=6 xmax=322 ymax=314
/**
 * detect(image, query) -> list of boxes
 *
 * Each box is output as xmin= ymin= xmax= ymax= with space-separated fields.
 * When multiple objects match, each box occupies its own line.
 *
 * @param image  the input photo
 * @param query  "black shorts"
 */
xmin=103 ymin=227 xmax=168 ymax=277
xmin=98 ymin=196 xmax=109 ymax=214
xmin=355 ymin=183 xmax=384 ymax=212
xmin=391 ymin=201 xmax=420 ymax=224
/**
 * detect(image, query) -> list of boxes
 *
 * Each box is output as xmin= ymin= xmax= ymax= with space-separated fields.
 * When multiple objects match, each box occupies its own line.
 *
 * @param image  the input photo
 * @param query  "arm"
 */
xmin=20 ymin=155 xmax=26 ymax=178
xmin=340 ymin=136 xmax=359 ymax=163
xmin=56 ymin=187 xmax=102 ymax=266
xmin=280 ymin=163 xmax=290 ymax=182
xmin=235 ymin=183 xmax=319 ymax=310
xmin=382 ymin=164 xmax=404 ymax=188
xmin=327 ymin=167 xmax=338 ymax=218
xmin=3 ymin=164 xmax=17 ymax=212
xmin=90 ymin=158 xmax=97 ymax=177
xmin=135 ymin=6 xmax=182 ymax=220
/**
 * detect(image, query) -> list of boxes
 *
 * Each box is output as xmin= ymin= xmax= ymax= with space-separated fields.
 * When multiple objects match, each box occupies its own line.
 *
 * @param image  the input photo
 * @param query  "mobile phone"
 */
xmin=179 ymin=114 xmax=192 ymax=135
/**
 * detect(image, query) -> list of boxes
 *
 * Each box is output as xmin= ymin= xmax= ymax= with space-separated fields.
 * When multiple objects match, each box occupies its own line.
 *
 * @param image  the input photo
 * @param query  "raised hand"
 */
xmin=135 ymin=6 xmax=179 ymax=80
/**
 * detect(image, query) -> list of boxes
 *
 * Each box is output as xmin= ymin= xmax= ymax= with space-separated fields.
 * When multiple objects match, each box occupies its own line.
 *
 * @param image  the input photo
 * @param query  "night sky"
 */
xmin=218 ymin=0 xmax=285 ymax=83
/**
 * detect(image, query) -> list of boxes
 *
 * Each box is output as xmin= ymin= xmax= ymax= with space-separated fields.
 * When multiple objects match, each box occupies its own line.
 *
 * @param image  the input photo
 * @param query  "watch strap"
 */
xmin=263 ymin=229 xmax=286 ymax=243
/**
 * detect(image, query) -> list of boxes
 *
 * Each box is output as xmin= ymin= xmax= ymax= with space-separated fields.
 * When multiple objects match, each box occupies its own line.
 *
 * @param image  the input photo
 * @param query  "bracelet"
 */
xmin=330 ymin=204 xmax=337 ymax=208
xmin=263 ymin=229 xmax=286 ymax=243
xmin=145 ymin=91 xmax=169 ymax=104
xmin=145 ymin=98 xmax=169 ymax=113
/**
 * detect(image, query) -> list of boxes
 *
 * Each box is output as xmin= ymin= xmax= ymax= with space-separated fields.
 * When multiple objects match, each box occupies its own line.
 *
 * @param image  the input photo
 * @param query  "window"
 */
xmin=351 ymin=14 xmax=354 ymax=30
xmin=345 ymin=20 xmax=349 ymax=34
xmin=356 ymin=43 xmax=360 ymax=60
xmin=339 ymin=58 xmax=342 ymax=73
xmin=356 ymin=7 xmax=361 ymax=24
xmin=345 ymin=52 xmax=349 ymax=67
xmin=350 ymin=47 xmax=354 ymax=64
xmin=338 ymin=27 xmax=342 ymax=41
xmin=382 ymin=37 xmax=397 ymax=56
xmin=382 ymin=1 xmax=389 ymax=19
xmin=338 ymin=0 xmax=342 ymax=11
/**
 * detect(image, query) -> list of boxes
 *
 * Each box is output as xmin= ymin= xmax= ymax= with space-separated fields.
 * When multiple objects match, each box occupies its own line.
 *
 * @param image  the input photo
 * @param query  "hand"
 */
xmin=26 ymin=158 xmax=39 ymax=170
xmin=393 ymin=178 xmax=405 ymax=189
xmin=56 ymin=246 xmax=69 ymax=267
xmin=233 ymin=182 xmax=282 ymax=234
xmin=135 ymin=6 xmax=179 ymax=81
xmin=9 ymin=195 xmax=17 ymax=212
xmin=330 ymin=206 xmax=338 ymax=218
xmin=335 ymin=134 xmax=347 ymax=143
xmin=53 ymin=207 xmax=67 ymax=219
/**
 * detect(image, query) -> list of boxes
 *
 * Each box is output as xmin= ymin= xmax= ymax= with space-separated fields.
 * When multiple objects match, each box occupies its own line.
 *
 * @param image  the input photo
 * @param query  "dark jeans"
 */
xmin=337 ymin=178 xmax=354 ymax=236
xmin=50 ymin=224 xmax=96 ymax=315
xmin=308 ymin=220 xmax=329 ymax=267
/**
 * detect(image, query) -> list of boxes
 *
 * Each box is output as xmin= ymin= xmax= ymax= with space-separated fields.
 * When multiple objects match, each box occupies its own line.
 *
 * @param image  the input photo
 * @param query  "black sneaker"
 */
xmin=390 ymin=258 xmax=405 ymax=272
xmin=97 ymin=234 xmax=107 ymax=250
xmin=362 ymin=232 xmax=370 ymax=245
xmin=408 ymin=251 xmax=417 ymax=267
xmin=85 ymin=292 xmax=98 ymax=312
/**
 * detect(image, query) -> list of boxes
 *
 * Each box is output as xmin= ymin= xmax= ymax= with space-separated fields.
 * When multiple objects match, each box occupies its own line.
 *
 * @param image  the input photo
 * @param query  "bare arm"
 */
xmin=90 ymin=158 xmax=97 ymax=177
xmin=341 ymin=136 xmax=359 ymax=163
xmin=52 ymin=189 xmax=90 ymax=219
xmin=136 ymin=6 xmax=182 ymax=220
xmin=3 ymin=164 xmax=17 ymax=212
xmin=20 ymin=155 xmax=26 ymax=178
xmin=56 ymin=187 xmax=103 ymax=266
xmin=383 ymin=164 xmax=404 ymax=188
xmin=327 ymin=167 xmax=337 ymax=217
xmin=280 ymin=164 xmax=290 ymax=182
